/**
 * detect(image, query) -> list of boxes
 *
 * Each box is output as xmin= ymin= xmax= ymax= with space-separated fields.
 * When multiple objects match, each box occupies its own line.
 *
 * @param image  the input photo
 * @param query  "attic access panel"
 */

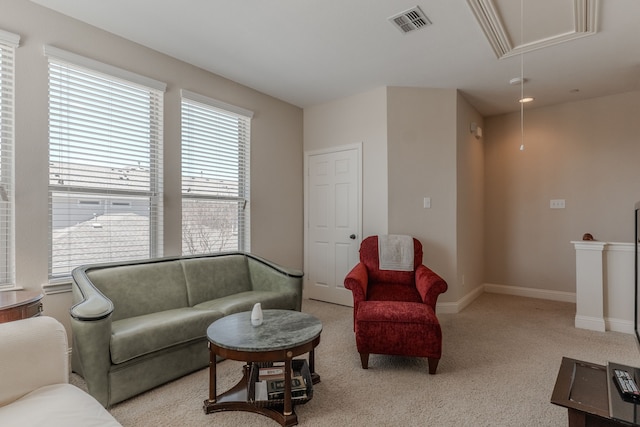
xmin=467 ymin=0 xmax=598 ymax=58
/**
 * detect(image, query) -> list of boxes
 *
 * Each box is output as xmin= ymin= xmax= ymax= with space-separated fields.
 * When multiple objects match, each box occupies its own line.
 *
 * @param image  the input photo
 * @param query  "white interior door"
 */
xmin=304 ymin=144 xmax=361 ymax=306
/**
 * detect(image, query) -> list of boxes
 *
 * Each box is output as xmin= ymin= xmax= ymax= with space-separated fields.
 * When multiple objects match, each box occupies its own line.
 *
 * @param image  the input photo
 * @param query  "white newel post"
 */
xmin=572 ymin=241 xmax=635 ymax=333
xmin=572 ymin=241 xmax=607 ymax=332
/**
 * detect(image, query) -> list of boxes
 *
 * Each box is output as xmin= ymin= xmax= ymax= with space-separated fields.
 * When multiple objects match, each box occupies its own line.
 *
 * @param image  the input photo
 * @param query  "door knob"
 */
xmin=349 ymin=234 xmax=356 ymax=240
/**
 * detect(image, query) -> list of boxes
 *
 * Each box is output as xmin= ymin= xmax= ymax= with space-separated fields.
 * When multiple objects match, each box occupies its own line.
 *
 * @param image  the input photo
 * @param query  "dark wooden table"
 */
xmin=551 ymin=357 xmax=640 ymax=427
xmin=0 ymin=290 xmax=43 ymax=323
xmin=204 ymin=310 xmax=322 ymax=427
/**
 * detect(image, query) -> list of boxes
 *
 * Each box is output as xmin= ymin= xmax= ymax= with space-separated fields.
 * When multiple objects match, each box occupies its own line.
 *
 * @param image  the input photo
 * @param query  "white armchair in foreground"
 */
xmin=0 ymin=316 xmax=122 ymax=427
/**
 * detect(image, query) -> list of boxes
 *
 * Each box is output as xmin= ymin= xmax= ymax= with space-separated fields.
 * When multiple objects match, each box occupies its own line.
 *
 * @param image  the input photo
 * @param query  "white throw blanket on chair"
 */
xmin=378 ymin=234 xmax=414 ymax=271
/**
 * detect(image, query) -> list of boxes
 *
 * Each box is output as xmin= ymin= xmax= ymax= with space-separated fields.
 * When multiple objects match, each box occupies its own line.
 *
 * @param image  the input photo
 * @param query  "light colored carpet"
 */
xmin=73 ymin=293 xmax=639 ymax=426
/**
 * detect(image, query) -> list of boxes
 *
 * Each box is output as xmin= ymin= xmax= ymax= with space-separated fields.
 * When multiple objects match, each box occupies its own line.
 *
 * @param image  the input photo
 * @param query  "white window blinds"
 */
xmin=181 ymin=90 xmax=252 ymax=255
xmin=46 ymin=46 xmax=165 ymax=279
xmin=0 ymin=30 xmax=19 ymax=288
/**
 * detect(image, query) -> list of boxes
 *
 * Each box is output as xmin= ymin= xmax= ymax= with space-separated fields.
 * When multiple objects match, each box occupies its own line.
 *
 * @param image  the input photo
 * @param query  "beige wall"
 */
xmin=386 ymin=87 xmax=458 ymax=301
xmin=303 ymin=87 xmax=389 ymax=237
xmin=455 ymin=93 xmax=484 ymax=301
xmin=484 ymin=90 xmax=640 ymax=293
xmin=3 ymin=0 xmax=303 ymax=334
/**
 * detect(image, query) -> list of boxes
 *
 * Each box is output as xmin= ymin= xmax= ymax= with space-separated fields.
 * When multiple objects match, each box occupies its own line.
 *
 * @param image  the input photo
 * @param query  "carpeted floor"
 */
xmin=72 ymin=293 xmax=640 ymax=426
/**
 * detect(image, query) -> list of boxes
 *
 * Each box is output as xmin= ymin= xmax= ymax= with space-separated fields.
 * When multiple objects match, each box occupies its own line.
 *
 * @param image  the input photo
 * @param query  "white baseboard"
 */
xmin=437 ymin=286 xmax=483 ymax=314
xmin=443 ymin=283 xmax=634 ymax=335
xmin=483 ymin=283 xmax=576 ymax=303
xmin=606 ymin=317 xmax=634 ymax=334
xmin=575 ymin=315 xmax=633 ymax=335
xmin=438 ymin=283 xmax=577 ymax=314
xmin=575 ymin=314 xmax=606 ymax=332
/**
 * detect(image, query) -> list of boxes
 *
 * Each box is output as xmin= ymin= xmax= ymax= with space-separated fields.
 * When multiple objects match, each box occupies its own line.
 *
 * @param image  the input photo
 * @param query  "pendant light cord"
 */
xmin=520 ymin=0 xmax=525 ymax=151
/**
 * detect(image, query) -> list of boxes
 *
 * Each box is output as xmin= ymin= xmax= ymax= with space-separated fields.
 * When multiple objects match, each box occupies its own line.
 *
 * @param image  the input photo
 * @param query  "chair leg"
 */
xmin=359 ymin=353 xmax=369 ymax=369
xmin=428 ymin=357 xmax=439 ymax=375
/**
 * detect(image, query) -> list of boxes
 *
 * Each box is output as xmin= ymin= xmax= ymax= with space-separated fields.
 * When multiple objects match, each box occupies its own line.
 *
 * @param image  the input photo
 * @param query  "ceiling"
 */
xmin=31 ymin=0 xmax=640 ymax=116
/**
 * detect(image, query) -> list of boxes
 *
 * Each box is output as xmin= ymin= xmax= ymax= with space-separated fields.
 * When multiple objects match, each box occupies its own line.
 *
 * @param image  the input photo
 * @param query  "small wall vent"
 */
xmin=389 ymin=6 xmax=432 ymax=34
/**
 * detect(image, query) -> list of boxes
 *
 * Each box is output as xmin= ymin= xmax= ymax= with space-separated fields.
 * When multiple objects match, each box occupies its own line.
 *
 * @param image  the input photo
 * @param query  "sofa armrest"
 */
xmin=70 ymin=267 xmax=114 ymax=321
xmin=415 ymin=265 xmax=448 ymax=309
xmin=0 ymin=316 xmax=68 ymax=407
xmin=246 ymin=254 xmax=304 ymax=310
xmin=69 ymin=266 xmax=115 ymax=407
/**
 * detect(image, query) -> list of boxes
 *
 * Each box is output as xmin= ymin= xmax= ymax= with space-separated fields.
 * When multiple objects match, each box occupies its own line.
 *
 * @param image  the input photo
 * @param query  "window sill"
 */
xmin=42 ymin=280 xmax=72 ymax=295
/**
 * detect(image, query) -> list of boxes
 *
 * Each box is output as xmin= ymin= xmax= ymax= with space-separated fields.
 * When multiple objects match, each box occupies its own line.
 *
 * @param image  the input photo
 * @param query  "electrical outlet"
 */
xmin=550 ymin=199 xmax=566 ymax=209
xmin=423 ymin=197 xmax=431 ymax=209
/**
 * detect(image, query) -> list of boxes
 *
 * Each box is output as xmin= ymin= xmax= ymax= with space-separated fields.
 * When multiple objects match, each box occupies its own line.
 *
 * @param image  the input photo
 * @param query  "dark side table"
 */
xmin=551 ymin=357 xmax=640 ymax=427
xmin=0 ymin=290 xmax=43 ymax=323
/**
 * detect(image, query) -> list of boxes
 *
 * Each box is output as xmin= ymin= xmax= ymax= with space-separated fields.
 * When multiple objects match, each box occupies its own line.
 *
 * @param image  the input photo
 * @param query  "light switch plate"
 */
xmin=550 ymin=199 xmax=565 ymax=209
xmin=423 ymin=197 xmax=431 ymax=209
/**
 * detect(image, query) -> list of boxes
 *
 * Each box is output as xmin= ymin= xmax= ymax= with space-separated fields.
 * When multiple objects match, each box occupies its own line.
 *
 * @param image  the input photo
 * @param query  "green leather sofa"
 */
xmin=70 ymin=252 xmax=303 ymax=407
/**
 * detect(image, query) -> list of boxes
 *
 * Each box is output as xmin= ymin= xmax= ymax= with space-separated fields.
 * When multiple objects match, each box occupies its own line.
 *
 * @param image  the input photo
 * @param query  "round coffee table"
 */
xmin=203 ymin=309 xmax=322 ymax=427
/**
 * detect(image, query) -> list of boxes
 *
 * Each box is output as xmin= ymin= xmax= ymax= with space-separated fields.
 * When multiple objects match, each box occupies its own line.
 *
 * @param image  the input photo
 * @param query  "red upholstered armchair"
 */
xmin=344 ymin=235 xmax=448 ymax=374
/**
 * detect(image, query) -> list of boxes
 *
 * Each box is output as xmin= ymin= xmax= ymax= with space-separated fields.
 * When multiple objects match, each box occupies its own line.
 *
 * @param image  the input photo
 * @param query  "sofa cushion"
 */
xmin=181 ymin=255 xmax=253 ymax=306
xmin=110 ymin=308 xmax=224 ymax=364
xmin=0 ymin=383 xmax=121 ymax=427
xmin=87 ymin=261 xmax=189 ymax=321
xmin=192 ymin=290 xmax=298 ymax=315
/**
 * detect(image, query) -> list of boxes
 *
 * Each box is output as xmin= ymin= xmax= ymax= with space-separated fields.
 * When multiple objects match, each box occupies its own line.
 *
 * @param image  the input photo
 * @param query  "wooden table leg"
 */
xmin=567 ymin=409 xmax=586 ymax=427
xmin=208 ymin=342 xmax=216 ymax=403
xmin=309 ymin=348 xmax=320 ymax=384
xmin=308 ymin=348 xmax=315 ymax=373
xmin=203 ymin=343 xmax=219 ymax=413
xmin=284 ymin=356 xmax=292 ymax=416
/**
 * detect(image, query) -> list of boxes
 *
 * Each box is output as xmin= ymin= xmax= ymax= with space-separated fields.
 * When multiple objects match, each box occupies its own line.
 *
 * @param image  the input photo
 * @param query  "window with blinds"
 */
xmin=181 ymin=90 xmax=252 ymax=255
xmin=46 ymin=46 xmax=165 ymax=280
xmin=0 ymin=30 xmax=19 ymax=289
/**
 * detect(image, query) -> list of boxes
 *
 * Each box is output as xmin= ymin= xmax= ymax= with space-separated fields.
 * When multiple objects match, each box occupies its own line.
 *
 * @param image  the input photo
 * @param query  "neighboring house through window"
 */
xmin=46 ymin=46 xmax=166 ymax=280
xmin=0 ymin=29 xmax=18 ymax=289
xmin=181 ymin=90 xmax=252 ymax=255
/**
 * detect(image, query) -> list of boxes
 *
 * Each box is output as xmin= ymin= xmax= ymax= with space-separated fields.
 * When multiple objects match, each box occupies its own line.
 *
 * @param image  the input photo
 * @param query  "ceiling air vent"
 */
xmin=389 ymin=6 xmax=432 ymax=34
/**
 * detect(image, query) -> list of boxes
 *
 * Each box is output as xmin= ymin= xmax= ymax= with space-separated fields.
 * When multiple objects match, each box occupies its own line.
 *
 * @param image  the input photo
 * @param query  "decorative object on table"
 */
xmin=266 ymin=375 xmax=307 ymax=400
xmin=258 ymin=366 xmax=285 ymax=381
xmin=251 ymin=302 xmax=263 ymax=326
xmin=249 ymin=359 xmax=314 ymax=406
xmin=582 ymin=233 xmax=595 ymax=241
